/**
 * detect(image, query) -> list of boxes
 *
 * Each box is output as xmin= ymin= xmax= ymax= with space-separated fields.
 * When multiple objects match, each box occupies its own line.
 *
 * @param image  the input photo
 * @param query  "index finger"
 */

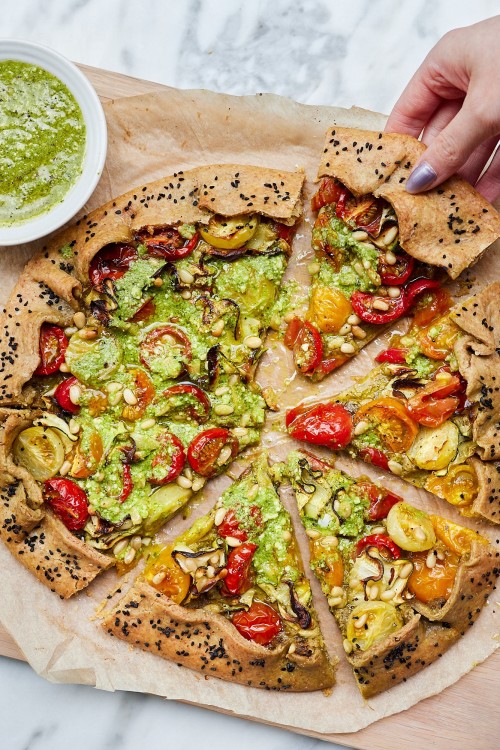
xmin=385 ymin=64 xmax=444 ymax=136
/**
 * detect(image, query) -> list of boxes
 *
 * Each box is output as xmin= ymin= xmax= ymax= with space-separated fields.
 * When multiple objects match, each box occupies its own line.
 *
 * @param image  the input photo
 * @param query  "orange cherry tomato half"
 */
xmin=310 ymin=177 xmax=346 ymax=212
xmin=309 ymin=539 xmax=344 ymax=588
xmin=417 ymin=316 xmax=461 ymax=361
xmin=70 ymin=430 xmax=103 ymax=479
xmin=232 ymin=601 xmax=282 ymax=646
xmin=145 ymin=544 xmax=191 ymax=604
xmin=121 ymin=369 xmax=155 ymax=421
xmin=354 ymin=396 xmax=419 ymax=453
xmin=187 ymin=428 xmax=239 ymax=477
xmin=429 ymin=514 xmax=487 ymax=556
xmin=411 ymin=287 xmax=452 ymax=329
xmin=34 ymin=324 xmax=68 ymax=376
xmin=408 ymin=548 xmax=459 ymax=604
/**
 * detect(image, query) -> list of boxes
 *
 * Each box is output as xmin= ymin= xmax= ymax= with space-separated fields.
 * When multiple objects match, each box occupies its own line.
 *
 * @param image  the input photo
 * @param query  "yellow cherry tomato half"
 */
xmin=426 ymin=464 xmax=478 ymax=508
xmin=307 ymin=286 xmax=352 ymax=334
xmin=346 ymin=601 xmax=403 ymax=652
xmin=309 ymin=538 xmax=344 ymax=589
xmin=429 ymin=514 xmax=488 ymax=556
xmin=199 ymin=214 xmax=259 ymax=250
xmin=12 ymin=426 xmax=65 ymax=481
xmin=144 ymin=544 xmax=191 ymax=604
xmin=408 ymin=547 xmax=459 ymax=603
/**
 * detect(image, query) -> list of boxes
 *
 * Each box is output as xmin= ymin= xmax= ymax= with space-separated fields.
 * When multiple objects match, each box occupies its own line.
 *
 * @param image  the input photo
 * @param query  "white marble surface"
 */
xmin=1 ymin=1 xmax=499 ymax=748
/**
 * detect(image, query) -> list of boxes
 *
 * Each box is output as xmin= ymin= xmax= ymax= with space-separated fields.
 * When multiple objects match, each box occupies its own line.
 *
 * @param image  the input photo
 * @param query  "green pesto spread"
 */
xmin=0 ymin=60 xmax=86 ymax=226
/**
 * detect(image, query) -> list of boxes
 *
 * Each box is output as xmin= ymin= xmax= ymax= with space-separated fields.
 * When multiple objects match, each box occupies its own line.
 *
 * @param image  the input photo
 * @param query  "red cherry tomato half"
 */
xmin=44 ymin=478 xmax=89 ymax=531
xmin=310 ymin=177 xmax=346 ymax=212
xmin=356 ymin=534 xmax=402 ymax=560
xmin=293 ymin=321 xmax=323 ymax=375
xmin=34 ymin=324 xmax=68 ymax=376
xmin=130 ymin=298 xmax=156 ymax=322
xmin=340 ymin=195 xmax=387 ymax=236
xmin=224 ymin=542 xmax=257 ymax=595
xmin=375 ymin=348 xmax=408 ymax=364
xmin=149 ymin=431 xmax=186 ymax=485
xmin=232 ymin=601 xmax=282 ymax=646
xmin=405 ymin=372 xmax=464 ymax=427
xmin=140 ymin=325 xmax=192 ymax=372
xmin=53 ymin=376 xmax=80 ymax=414
xmin=89 ymin=243 xmax=137 ymax=288
xmin=378 ymin=252 xmax=415 ymax=285
xmin=358 ymin=446 xmax=390 ymax=471
xmin=119 ymin=463 xmax=133 ymax=503
xmin=187 ymin=428 xmax=239 ymax=477
xmin=355 ymin=481 xmax=403 ymax=521
xmin=138 ymin=227 xmax=199 ymax=259
xmin=275 ymin=222 xmax=296 ymax=244
xmin=284 ymin=316 xmax=303 ymax=349
xmin=287 ymin=402 xmax=354 ymax=450
xmin=217 ymin=508 xmax=248 ymax=542
xmin=162 ymin=383 xmax=211 ymax=423
xmin=351 ymin=278 xmax=441 ymax=326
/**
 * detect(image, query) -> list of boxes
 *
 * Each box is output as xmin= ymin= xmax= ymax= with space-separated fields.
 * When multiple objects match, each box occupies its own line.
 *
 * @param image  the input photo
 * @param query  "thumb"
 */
xmin=405 ymin=100 xmax=494 ymax=194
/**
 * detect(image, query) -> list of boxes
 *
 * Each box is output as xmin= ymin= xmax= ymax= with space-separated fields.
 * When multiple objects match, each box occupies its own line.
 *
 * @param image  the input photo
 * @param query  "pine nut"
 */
xmin=400 ymin=562 xmax=413 ymax=579
xmin=331 ymin=586 xmax=344 ymax=598
xmin=340 ymin=342 xmax=355 ymax=354
xmin=363 ymin=259 xmax=371 ymax=270
xmin=152 ymin=571 xmax=166 ymax=585
xmin=141 ymin=418 xmax=156 ymax=429
xmin=124 ymin=548 xmax=136 ymax=566
xmin=214 ymin=507 xmax=227 ymax=526
xmin=178 ymin=269 xmax=194 ymax=284
xmin=177 ymin=475 xmax=192 ymax=489
xmin=284 ymin=311 xmax=296 ymax=323
xmin=123 ymin=388 xmax=138 ymax=405
xmin=59 ymin=460 xmax=72 ymax=476
xmin=79 ymin=328 xmax=97 ymax=340
xmin=387 ymin=286 xmax=401 ymax=298
xmin=328 ymin=596 xmax=343 ymax=608
xmin=347 ymin=314 xmax=361 ymax=325
xmin=214 ymin=403 xmax=234 ymax=416
xmin=354 ymin=614 xmax=368 ymax=629
xmin=308 ymin=262 xmax=321 ymax=275
xmin=306 ymin=528 xmax=321 ymax=539
xmin=69 ymin=385 xmax=81 ymax=405
xmin=359 ymin=241 xmax=376 ymax=251
xmin=385 ymin=250 xmax=397 ymax=265
xmin=244 ymin=335 xmax=262 ymax=349
xmin=106 ymin=381 xmax=122 ymax=393
xmin=288 ymin=642 xmax=297 ymax=654
xmin=339 ymin=323 xmax=352 ymax=336
xmin=225 ymin=536 xmax=241 ymax=547
xmin=388 ymin=459 xmax=403 ymax=476
xmin=59 ymin=363 xmax=69 ymax=372
xmin=383 ymin=226 xmax=399 ymax=246
xmin=380 ymin=589 xmax=395 ymax=601
xmin=130 ymin=508 xmax=142 ymax=526
xmin=181 ymin=290 xmax=192 ymax=300
xmin=352 ymin=230 xmax=368 ymax=241
xmin=211 ymin=320 xmax=225 ymax=337
xmin=353 ymin=261 xmax=364 ymax=275
xmin=142 ymin=537 xmax=151 ymax=546
xmin=343 ymin=638 xmax=353 ymax=654
xmin=215 ymin=386 xmax=230 ymax=396
xmin=206 ymin=565 xmax=215 ymax=579
xmin=217 ymin=446 xmax=233 ymax=465
xmin=371 ymin=526 xmax=386 ymax=534
xmin=354 ymin=420 xmax=370 ymax=436
xmin=109 ymin=391 xmax=122 ymax=406
xmin=373 ymin=299 xmax=389 ymax=311
xmin=321 ymin=535 xmax=339 ymax=547
xmin=114 ymin=539 xmax=128 ymax=556
xmin=64 ymin=326 xmax=77 ymax=336
xmin=436 ymin=549 xmax=445 ymax=561
xmin=232 ymin=427 xmax=248 ymax=437
xmin=209 ymin=553 xmax=221 ymax=566
xmin=131 ymin=535 xmax=142 ymax=550
xmin=352 ymin=325 xmax=367 ymax=339
xmin=369 ymin=584 xmax=379 ymax=600
xmin=282 ymin=530 xmax=292 ymax=541
xmin=426 ymin=550 xmax=437 ymax=568
xmin=73 ymin=311 xmax=86 ymax=329
xmin=191 ymin=477 xmax=206 ymax=492
xmin=69 ymin=418 xmax=80 ymax=434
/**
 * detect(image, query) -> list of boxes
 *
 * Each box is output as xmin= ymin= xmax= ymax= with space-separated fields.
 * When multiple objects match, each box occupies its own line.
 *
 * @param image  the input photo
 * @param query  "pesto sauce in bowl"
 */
xmin=0 ymin=60 xmax=86 ymax=226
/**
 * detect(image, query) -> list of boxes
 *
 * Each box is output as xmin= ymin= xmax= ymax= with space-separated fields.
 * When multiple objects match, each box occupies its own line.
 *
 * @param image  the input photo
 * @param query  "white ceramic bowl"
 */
xmin=0 ymin=39 xmax=107 ymax=246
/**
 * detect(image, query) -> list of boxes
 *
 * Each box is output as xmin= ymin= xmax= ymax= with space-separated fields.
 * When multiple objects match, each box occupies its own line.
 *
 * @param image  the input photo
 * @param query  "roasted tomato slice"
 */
xmin=405 ymin=371 xmax=464 ymax=427
xmin=378 ymin=252 xmax=415 ymax=285
xmin=411 ymin=287 xmax=452 ymax=329
xmin=122 ymin=369 xmax=155 ymax=421
xmin=34 ymin=324 xmax=68 ymax=376
xmin=217 ymin=508 xmax=248 ymax=542
xmin=284 ymin=316 xmax=303 ymax=348
xmin=292 ymin=321 xmax=323 ymax=374
xmin=44 ymin=478 xmax=89 ymax=531
xmin=286 ymin=402 xmax=354 ymax=450
xmin=89 ymin=243 xmax=137 ymax=288
xmin=310 ymin=177 xmax=346 ymax=212
xmin=417 ymin=316 xmax=461 ymax=361
xmin=408 ymin=547 xmax=459 ymax=603
xmin=307 ymin=287 xmax=352 ymax=334
xmin=351 ymin=289 xmax=407 ymax=325
xmin=149 ymin=431 xmax=186 ymax=485
xmin=355 ymin=396 xmax=418 ymax=453
xmin=231 ymin=601 xmax=282 ymax=646
xmin=356 ymin=534 xmax=402 ymax=560
xmin=140 ymin=325 xmax=192 ymax=378
xmin=137 ymin=226 xmax=199 ymax=259
xmin=223 ymin=542 xmax=257 ymax=595
xmin=355 ymin=481 xmax=402 ymax=521
xmin=341 ymin=195 xmax=387 ymax=235
xmin=187 ymin=428 xmax=239 ymax=477
xmin=162 ymin=383 xmax=211 ymax=423
xmin=375 ymin=348 xmax=408 ymax=364
xmin=130 ymin=298 xmax=156 ymax=322
xmin=119 ymin=463 xmax=133 ymax=504
xmin=311 ymin=354 xmax=350 ymax=380
xmin=358 ymin=446 xmax=390 ymax=471
xmin=53 ymin=376 xmax=80 ymax=414
xmin=275 ymin=221 xmax=296 ymax=244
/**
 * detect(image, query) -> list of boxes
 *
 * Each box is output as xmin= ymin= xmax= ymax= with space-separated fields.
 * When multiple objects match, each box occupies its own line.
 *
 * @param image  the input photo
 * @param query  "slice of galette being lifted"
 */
xmin=287 ymin=283 xmax=500 ymax=524
xmin=103 ymin=454 xmax=335 ymax=692
xmin=284 ymin=450 xmax=497 ymax=697
xmin=285 ymin=127 xmax=500 ymax=380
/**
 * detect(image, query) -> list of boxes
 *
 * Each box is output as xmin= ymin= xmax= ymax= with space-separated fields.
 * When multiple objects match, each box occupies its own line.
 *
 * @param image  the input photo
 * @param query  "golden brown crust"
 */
xmin=350 ymin=615 xmax=459 ymax=698
xmin=318 ymin=127 xmax=500 ymax=278
xmin=469 ymin=458 xmax=500 ymax=523
xmin=102 ymin=581 xmax=335 ymax=692
xmin=0 ymin=164 xmax=303 ymax=405
xmin=451 ymin=283 xmax=500 ymax=461
xmin=0 ymin=409 xmax=113 ymax=598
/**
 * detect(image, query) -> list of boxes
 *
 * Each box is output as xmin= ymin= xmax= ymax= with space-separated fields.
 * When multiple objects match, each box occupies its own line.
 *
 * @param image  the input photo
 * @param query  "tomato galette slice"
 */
xmin=103 ymin=453 xmax=335 ymax=692
xmin=285 ymin=127 xmax=500 ymax=380
xmin=0 ymin=164 xmax=304 ymax=597
xmin=287 ymin=283 xmax=500 ymax=524
xmin=285 ymin=450 xmax=497 ymax=697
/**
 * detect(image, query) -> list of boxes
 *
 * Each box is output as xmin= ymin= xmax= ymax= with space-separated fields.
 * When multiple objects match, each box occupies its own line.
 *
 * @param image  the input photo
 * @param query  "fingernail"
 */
xmin=405 ymin=162 xmax=437 ymax=194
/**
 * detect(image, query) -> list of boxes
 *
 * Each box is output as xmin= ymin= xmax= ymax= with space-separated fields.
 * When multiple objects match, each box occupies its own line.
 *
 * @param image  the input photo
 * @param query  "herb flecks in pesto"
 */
xmin=0 ymin=60 xmax=86 ymax=225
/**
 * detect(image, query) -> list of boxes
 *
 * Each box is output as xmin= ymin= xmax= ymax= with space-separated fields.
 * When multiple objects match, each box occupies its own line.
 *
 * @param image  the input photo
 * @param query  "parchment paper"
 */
xmin=0 ymin=86 xmax=498 ymax=736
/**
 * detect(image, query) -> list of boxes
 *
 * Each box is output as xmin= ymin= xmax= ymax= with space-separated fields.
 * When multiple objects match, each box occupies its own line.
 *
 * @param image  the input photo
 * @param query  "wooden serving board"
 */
xmin=1 ymin=64 xmax=499 ymax=750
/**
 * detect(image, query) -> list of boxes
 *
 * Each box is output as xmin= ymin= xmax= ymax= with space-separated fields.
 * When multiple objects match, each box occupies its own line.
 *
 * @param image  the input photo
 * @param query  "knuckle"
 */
xmin=434 ymin=130 xmax=462 ymax=166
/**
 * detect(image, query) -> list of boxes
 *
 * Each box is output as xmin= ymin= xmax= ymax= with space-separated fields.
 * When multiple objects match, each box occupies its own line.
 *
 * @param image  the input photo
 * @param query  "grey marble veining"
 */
xmin=1 ymin=1 xmax=499 ymax=749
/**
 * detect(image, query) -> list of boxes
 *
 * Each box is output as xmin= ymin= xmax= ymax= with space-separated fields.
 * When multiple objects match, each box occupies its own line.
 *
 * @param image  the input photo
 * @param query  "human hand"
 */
xmin=385 ymin=16 xmax=500 ymax=203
